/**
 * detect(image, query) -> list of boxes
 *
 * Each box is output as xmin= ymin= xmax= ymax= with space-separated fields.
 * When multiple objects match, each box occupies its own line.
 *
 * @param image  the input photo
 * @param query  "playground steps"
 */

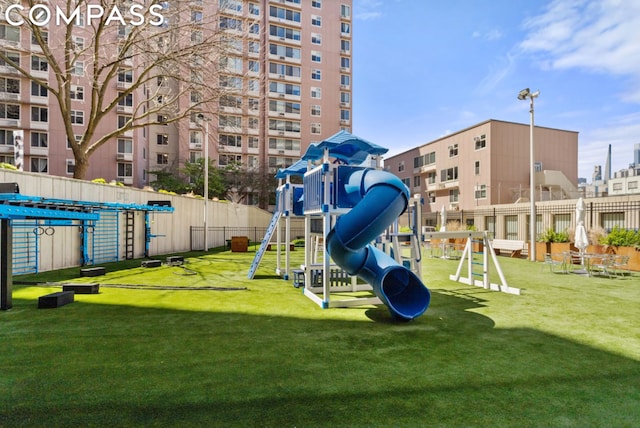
xmin=80 ymin=267 xmax=105 ymax=277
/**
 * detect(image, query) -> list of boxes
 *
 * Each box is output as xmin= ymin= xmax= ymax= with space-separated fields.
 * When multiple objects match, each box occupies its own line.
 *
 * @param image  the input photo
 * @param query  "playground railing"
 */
xmin=190 ymin=226 xmax=305 ymax=251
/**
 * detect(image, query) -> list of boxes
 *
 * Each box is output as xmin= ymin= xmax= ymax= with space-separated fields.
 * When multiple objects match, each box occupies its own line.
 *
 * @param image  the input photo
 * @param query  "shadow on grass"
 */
xmin=1 ymin=287 xmax=638 ymax=427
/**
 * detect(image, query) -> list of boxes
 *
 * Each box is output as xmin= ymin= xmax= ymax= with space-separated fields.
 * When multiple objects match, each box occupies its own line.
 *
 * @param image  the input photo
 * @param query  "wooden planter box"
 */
xmin=603 ymin=246 xmax=640 ymax=272
xmin=534 ymin=242 xmax=577 ymax=262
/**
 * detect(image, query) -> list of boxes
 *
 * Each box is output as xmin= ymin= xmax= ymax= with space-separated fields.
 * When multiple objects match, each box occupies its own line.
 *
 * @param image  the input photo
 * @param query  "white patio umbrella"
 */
xmin=575 ymin=197 xmax=588 ymax=252
xmin=574 ymin=197 xmax=589 ymax=271
xmin=440 ymin=206 xmax=447 ymax=232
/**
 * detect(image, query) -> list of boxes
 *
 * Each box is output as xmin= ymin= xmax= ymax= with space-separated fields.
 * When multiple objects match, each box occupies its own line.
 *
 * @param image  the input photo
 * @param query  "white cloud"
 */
xmin=520 ymin=0 xmax=640 ymax=101
xmin=354 ymin=0 xmax=383 ymax=21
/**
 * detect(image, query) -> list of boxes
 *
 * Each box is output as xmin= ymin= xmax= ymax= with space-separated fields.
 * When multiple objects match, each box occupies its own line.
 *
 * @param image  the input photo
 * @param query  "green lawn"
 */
xmin=1 ymin=249 xmax=639 ymax=427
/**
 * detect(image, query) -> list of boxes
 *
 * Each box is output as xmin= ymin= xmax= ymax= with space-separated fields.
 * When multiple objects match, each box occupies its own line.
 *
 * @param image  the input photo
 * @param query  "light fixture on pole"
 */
xmin=517 ymin=88 xmax=540 ymax=262
xmin=198 ymin=114 xmax=211 ymax=252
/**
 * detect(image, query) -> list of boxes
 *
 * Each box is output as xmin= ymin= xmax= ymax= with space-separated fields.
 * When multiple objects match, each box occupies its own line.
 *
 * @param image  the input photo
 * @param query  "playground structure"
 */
xmin=0 ymin=183 xmax=173 ymax=310
xmin=249 ymin=131 xmax=431 ymax=321
xmin=423 ymin=230 xmax=520 ymax=295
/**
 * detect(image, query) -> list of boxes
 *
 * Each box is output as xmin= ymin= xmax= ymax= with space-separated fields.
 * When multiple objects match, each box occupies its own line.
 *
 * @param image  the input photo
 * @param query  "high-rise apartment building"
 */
xmin=0 ymin=0 xmax=352 ymax=204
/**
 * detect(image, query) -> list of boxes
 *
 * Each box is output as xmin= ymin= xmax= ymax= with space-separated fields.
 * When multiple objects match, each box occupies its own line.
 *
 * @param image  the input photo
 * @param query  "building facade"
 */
xmin=0 ymin=0 xmax=352 ymax=203
xmin=385 ymin=119 xmax=579 ymax=215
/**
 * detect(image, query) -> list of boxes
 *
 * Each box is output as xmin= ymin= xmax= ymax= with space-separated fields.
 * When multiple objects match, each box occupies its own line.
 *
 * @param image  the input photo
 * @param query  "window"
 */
xmin=341 ymin=22 xmax=350 ymax=34
xmin=31 ymin=157 xmax=48 ymax=173
xmin=341 ymin=40 xmax=350 ymax=53
xmin=249 ymin=98 xmax=259 ymax=111
xmin=0 ymin=25 xmax=20 ymax=43
xmin=248 ymin=137 xmax=259 ymax=148
xmin=220 ymin=115 xmax=242 ymax=128
xmin=413 ymin=176 xmax=420 ymax=188
xmin=220 ymin=134 xmax=242 ymax=147
xmin=269 ymin=100 xmax=300 ymax=114
xmin=118 ymin=92 xmax=133 ymax=107
xmin=340 ymin=110 xmax=350 ymax=121
xmin=310 ymin=105 xmax=321 ymax=116
xmin=31 ymin=56 xmax=48 ymax=72
xmin=72 ymin=36 xmax=84 ymax=50
xmin=118 ymin=138 xmax=133 ymax=154
xmin=269 ymin=62 xmax=301 ymax=77
xmin=475 ymin=184 xmax=487 ymax=199
xmin=118 ymin=69 xmax=133 ymax=84
xmin=428 ymin=192 xmax=435 ymax=204
xmin=312 ymin=0 xmax=321 ymax=8
xmin=220 ymin=57 xmax=242 ymax=73
xmin=192 ymin=11 xmax=203 ymax=24
xmin=340 ymin=75 xmax=350 ymax=87
xmin=553 ymin=214 xmax=571 ymax=234
xmin=440 ymin=166 xmax=458 ymax=182
xmin=629 ymin=180 xmax=638 ymax=190
xmin=0 ymin=103 xmax=19 ymax=119
xmin=157 ymin=153 xmax=169 ymax=165
xmin=220 ymin=95 xmax=242 ymax=109
xmin=31 ymin=107 xmax=48 ymax=122
xmin=249 ymin=3 xmax=260 ymax=15
xmin=601 ymin=212 xmax=624 ymax=230
xmin=219 ymin=154 xmax=242 ymax=166
xmin=341 ymin=4 xmax=351 ymax=18
xmin=190 ymin=131 xmax=202 ymax=146
xmin=311 ymin=123 xmax=321 ymax=134
xmin=414 ymin=152 xmax=436 ymax=168
xmin=66 ymin=159 xmax=75 ymax=175
xmin=0 ymin=51 xmax=20 ymax=68
xmin=612 ymin=182 xmax=623 ymax=191
xmin=398 ymin=162 xmax=404 ymax=172
xmin=72 ymin=61 xmax=84 ymax=76
xmin=311 ymin=51 xmax=321 ymax=62
xmin=248 ymin=79 xmax=259 ymax=92
xmin=31 ymin=132 xmax=48 ymax=147
xmin=220 ymin=75 xmax=242 ymax=89
xmin=340 ymin=57 xmax=350 ymax=69
xmin=401 ymin=178 xmax=411 ymax=188
xmin=0 ymin=78 xmax=18 ymax=97
xmin=269 ymin=138 xmax=300 ymax=151
xmin=191 ymin=91 xmax=203 ymax=104
xmin=220 ymin=0 xmax=242 ymax=12
xmin=311 ymin=69 xmax=321 ymax=80
xmin=248 ymin=117 xmax=258 ymax=129
xmin=157 ymin=134 xmax=169 ymax=145
xmin=311 ymin=33 xmax=321 ymax=45
xmin=191 ymin=30 xmax=203 ymax=44
xmin=269 ymin=119 xmax=300 ymax=133
xmin=310 ymin=87 xmax=321 ymax=99
xmin=118 ymin=115 xmax=131 ymax=129
xmin=269 ymin=6 xmax=301 ymax=23
xmin=117 ymin=162 xmax=133 ymax=178
xmin=249 ymin=23 xmax=259 ymax=34
xmin=31 ymin=81 xmax=47 ymax=97
xmin=426 ymin=171 xmax=436 ymax=184
xmin=269 ymin=43 xmax=301 ymax=59
xmin=475 ymin=160 xmax=480 ymax=175
xmin=311 ymin=15 xmax=321 ymax=27
xmin=269 ymin=25 xmax=301 ymax=41
xmin=249 ymin=60 xmax=259 ymax=72
xmin=0 ymin=129 xmax=14 ymax=145
xmin=269 ymin=82 xmax=301 ymax=96
xmin=475 ymin=134 xmax=487 ymax=150
xmin=248 ymin=41 xmax=260 ymax=54
xmin=505 ymin=215 xmax=518 ymax=240
xmin=448 ymin=143 xmax=459 ymax=157
xmin=70 ymin=110 xmax=83 ymax=124
xmin=70 ymin=85 xmax=83 ymax=100
xmin=340 ymin=92 xmax=350 ymax=104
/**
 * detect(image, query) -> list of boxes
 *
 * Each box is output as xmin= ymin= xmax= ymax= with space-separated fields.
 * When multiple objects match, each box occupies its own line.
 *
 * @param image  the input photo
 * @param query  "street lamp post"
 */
xmin=518 ymin=88 xmax=540 ymax=262
xmin=198 ymin=114 xmax=211 ymax=252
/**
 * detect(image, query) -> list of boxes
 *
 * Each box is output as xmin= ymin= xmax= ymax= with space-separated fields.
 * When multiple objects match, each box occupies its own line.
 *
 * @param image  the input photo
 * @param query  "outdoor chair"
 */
xmin=612 ymin=255 xmax=631 ymax=278
xmin=589 ymin=254 xmax=616 ymax=278
xmin=542 ymin=253 xmax=564 ymax=273
xmin=564 ymin=251 xmax=584 ymax=273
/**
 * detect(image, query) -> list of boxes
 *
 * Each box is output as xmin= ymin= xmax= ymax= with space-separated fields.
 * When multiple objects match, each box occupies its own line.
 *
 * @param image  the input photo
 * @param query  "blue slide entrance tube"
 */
xmin=326 ymin=169 xmax=431 ymax=321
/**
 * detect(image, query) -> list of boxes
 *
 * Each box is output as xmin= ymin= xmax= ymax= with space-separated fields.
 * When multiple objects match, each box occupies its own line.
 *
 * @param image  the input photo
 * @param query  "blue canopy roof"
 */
xmin=275 ymin=158 xmax=308 ymax=179
xmin=301 ymin=130 xmax=388 ymax=165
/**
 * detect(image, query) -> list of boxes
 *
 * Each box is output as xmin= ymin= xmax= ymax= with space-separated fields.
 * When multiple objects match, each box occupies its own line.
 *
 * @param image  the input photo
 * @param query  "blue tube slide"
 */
xmin=327 ymin=169 xmax=431 ymax=321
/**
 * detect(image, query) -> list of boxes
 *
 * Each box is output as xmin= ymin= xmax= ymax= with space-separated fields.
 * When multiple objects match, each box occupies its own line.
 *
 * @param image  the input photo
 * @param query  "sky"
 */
xmin=351 ymin=0 xmax=640 ymax=180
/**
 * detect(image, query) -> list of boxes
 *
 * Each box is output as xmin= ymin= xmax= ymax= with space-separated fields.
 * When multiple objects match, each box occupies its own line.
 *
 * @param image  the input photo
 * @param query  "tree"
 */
xmin=1 ymin=0 xmax=246 ymax=179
